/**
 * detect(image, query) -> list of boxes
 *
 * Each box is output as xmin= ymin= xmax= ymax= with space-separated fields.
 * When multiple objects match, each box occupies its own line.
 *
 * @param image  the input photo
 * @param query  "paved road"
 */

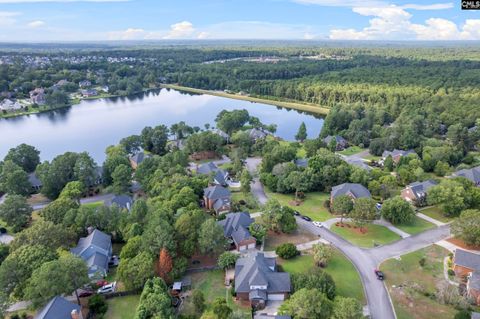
xmin=245 ymin=157 xmax=268 ymax=205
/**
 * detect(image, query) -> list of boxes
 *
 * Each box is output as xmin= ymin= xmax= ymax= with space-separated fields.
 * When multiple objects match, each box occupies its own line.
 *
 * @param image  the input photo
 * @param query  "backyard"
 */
xmin=263 ymin=228 xmax=318 ymax=251
xmin=380 ymin=245 xmax=457 ymax=319
xmin=395 ymin=216 xmax=435 ymax=235
xmin=180 ymin=270 xmax=251 ymax=318
xmin=337 ymin=146 xmax=366 ymax=156
xmin=265 ymin=190 xmax=332 ymax=221
xmin=279 ymin=251 xmax=365 ymax=302
xmin=105 ymin=295 xmax=140 ymax=319
xmin=331 ymin=222 xmax=401 ymax=248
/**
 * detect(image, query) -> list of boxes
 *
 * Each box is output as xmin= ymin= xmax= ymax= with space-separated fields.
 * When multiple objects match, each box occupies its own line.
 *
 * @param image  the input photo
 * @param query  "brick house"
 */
xmin=381 ymin=149 xmax=416 ymax=164
xmin=234 ymin=252 xmax=291 ymax=309
xmin=129 ymin=151 xmax=150 ymax=170
xmin=401 ymin=180 xmax=438 ymax=206
xmin=203 ymin=185 xmax=231 ymax=215
xmin=453 ymin=249 xmax=480 ymax=305
xmin=218 ymin=212 xmax=256 ymax=251
xmin=330 ymin=183 xmax=371 ymax=204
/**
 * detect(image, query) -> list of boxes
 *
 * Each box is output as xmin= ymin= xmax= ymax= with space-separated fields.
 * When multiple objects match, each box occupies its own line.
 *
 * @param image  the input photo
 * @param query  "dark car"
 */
xmin=374 ymin=269 xmax=385 ymax=280
xmin=78 ymin=290 xmax=94 ymax=298
xmin=293 ymin=211 xmax=300 ymax=216
xmin=301 ymin=215 xmax=312 ymax=222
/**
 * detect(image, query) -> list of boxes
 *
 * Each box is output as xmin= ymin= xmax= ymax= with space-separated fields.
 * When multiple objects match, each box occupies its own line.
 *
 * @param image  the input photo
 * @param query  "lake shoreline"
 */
xmin=161 ymin=84 xmax=330 ymax=116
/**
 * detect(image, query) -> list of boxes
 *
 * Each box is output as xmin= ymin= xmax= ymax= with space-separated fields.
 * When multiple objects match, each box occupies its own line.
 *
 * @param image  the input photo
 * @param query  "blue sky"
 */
xmin=0 ymin=0 xmax=479 ymax=41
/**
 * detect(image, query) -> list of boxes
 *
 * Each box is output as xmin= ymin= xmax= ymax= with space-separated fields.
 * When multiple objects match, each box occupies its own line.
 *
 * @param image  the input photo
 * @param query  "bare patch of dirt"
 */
xmin=447 ymin=237 xmax=480 ymax=251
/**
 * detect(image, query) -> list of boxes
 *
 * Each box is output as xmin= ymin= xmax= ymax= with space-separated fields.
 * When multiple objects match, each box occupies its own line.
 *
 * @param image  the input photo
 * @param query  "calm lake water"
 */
xmin=0 ymin=88 xmax=324 ymax=162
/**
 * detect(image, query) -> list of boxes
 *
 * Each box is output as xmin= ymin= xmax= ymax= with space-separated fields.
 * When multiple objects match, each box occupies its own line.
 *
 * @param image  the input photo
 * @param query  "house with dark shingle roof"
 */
xmin=330 ymin=183 xmax=371 ymax=204
xmin=218 ymin=212 xmax=256 ymax=251
xmin=323 ymin=135 xmax=348 ymax=151
xmin=453 ymin=249 xmax=480 ymax=305
xmin=203 ymin=185 xmax=231 ymax=215
xmin=71 ymin=229 xmax=112 ymax=279
xmin=452 ymin=166 xmax=480 ymax=186
xmin=197 ymin=162 xmax=230 ymax=186
xmin=104 ymin=194 xmax=134 ymax=211
xmin=343 ymin=157 xmax=371 ymax=171
xmin=234 ymin=252 xmax=291 ymax=309
xmin=293 ymin=158 xmax=308 ymax=168
xmin=129 ymin=151 xmax=150 ymax=170
xmin=401 ymin=180 xmax=438 ymax=206
xmin=381 ymin=149 xmax=416 ymax=164
xmin=247 ymin=128 xmax=269 ymax=141
xmin=35 ymin=296 xmax=82 ymax=319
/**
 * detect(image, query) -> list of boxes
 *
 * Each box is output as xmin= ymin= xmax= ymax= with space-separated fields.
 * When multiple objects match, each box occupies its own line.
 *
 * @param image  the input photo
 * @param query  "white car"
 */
xmin=97 ymin=282 xmax=117 ymax=294
xmin=312 ymin=221 xmax=324 ymax=228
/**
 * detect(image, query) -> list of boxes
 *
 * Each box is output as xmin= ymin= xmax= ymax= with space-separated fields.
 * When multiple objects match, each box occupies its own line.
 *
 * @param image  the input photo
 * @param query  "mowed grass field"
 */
xmin=395 ymin=216 xmax=435 ymax=235
xmin=265 ymin=190 xmax=332 ymax=221
xmin=331 ymin=222 xmax=401 ymax=248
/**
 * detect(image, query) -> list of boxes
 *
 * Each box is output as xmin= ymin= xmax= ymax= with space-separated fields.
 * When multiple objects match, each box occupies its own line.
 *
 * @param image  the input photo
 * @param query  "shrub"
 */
xmin=454 ymin=309 xmax=471 ymax=319
xmin=448 ymin=269 xmax=455 ymax=277
xmin=419 ymin=257 xmax=426 ymax=267
xmin=88 ymin=294 xmax=108 ymax=316
xmin=275 ymin=243 xmax=299 ymax=259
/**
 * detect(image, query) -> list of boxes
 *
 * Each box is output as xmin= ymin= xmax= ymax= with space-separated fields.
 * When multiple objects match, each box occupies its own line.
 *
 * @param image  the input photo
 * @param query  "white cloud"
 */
xmin=0 ymin=0 xmax=128 ymax=2
xmin=303 ymin=32 xmax=315 ymax=39
xmin=107 ymin=28 xmax=146 ymax=40
xmin=197 ymin=31 xmax=209 ymax=39
xmin=329 ymin=5 xmax=480 ymax=40
xmin=162 ymin=21 xmax=195 ymax=39
xmin=27 ymin=20 xmax=45 ymax=28
xmin=293 ymin=0 xmax=453 ymax=10
xmin=0 ymin=11 xmax=19 ymax=26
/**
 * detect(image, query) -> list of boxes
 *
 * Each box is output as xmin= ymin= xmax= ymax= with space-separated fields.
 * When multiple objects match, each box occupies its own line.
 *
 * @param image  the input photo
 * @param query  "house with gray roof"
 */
xmin=35 ymin=296 xmax=82 ymax=319
xmin=401 ymin=180 xmax=438 ymax=206
xmin=452 ymin=166 xmax=480 ymax=186
xmin=211 ymin=129 xmax=230 ymax=142
xmin=294 ymin=158 xmax=308 ymax=168
xmin=218 ymin=212 xmax=256 ymax=251
xmin=71 ymin=229 xmax=112 ymax=279
xmin=330 ymin=183 xmax=371 ymax=204
xmin=234 ymin=252 xmax=291 ymax=309
xmin=453 ymin=249 xmax=480 ymax=305
xmin=247 ymin=128 xmax=270 ymax=141
xmin=343 ymin=157 xmax=371 ymax=171
xmin=104 ymin=194 xmax=133 ymax=211
xmin=472 ymin=312 xmax=480 ymax=319
xmin=381 ymin=149 xmax=416 ymax=164
xmin=323 ymin=135 xmax=348 ymax=151
xmin=129 ymin=151 xmax=150 ymax=170
xmin=204 ymin=185 xmax=231 ymax=215
xmin=197 ymin=162 xmax=230 ymax=186
xmin=0 ymin=98 xmax=22 ymax=111
xmin=28 ymin=172 xmax=43 ymax=192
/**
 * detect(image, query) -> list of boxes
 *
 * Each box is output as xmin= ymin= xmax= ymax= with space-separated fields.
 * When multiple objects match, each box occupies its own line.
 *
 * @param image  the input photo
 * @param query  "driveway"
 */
xmin=245 ymin=157 xmax=268 ymax=205
xmin=255 ymin=301 xmax=283 ymax=318
xmin=31 ymin=193 xmax=115 ymax=210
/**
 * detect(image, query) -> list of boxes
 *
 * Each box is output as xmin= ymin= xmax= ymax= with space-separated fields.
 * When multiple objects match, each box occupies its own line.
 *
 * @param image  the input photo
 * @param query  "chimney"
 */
xmin=86 ymin=226 xmax=94 ymax=235
xmin=71 ymin=309 xmax=81 ymax=319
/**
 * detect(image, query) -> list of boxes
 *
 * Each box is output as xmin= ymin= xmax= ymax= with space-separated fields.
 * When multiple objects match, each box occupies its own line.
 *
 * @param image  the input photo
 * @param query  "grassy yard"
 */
xmin=380 ymin=245 xmax=457 ymax=319
xmin=279 ymin=251 xmax=364 ymax=302
xmin=337 ymin=146 xmax=366 ymax=156
xmin=265 ymin=190 xmax=332 ymax=221
xmin=181 ymin=270 xmax=251 ymax=318
xmin=331 ymin=223 xmax=401 ymax=248
xmin=395 ymin=216 xmax=435 ymax=235
xmin=419 ymin=206 xmax=454 ymax=223
xmin=105 ymin=295 xmax=140 ymax=319
xmin=82 ymin=201 xmax=104 ymax=209
xmin=231 ymin=190 xmax=259 ymax=212
xmin=263 ymin=228 xmax=318 ymax=251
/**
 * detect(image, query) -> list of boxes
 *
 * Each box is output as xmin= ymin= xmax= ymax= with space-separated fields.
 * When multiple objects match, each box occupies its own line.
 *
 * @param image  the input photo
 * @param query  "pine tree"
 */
xmin=156 ymin=248 xmax=173 ymax=283
xmin=295 ymin=122 xmax=307 ymax=142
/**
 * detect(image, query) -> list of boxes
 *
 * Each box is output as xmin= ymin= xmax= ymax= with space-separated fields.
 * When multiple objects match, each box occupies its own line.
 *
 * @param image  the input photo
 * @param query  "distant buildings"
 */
xmin=80 ymin=89 xmax=98 ymax=97
xmin=28 ymin=172 xmax=43 ymax=192
xmin=71 ymin=229 xmax=112 ymax=279
xmin=78 ymin=80 xmax=92 ymax=88
xmin=0 ymin=98 xmax=22 ymax=111
xmin=29 ymin=88 xmax=46 ymax=105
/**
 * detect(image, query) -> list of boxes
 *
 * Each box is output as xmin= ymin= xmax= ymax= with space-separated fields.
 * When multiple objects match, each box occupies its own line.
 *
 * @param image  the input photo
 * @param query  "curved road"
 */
xmin=245 ymin=157 xmax=451 ymax=319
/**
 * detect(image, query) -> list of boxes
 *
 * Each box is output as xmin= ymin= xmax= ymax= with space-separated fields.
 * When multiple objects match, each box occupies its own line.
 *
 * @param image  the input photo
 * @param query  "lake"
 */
xmin=0 ymin=88 xmax=324 ymax=162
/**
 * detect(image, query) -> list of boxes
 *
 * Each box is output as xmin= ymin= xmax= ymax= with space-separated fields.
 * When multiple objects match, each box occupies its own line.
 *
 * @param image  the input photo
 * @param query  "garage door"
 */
xmin=248 ymin=243 xmax=256 ymax=249
xmin=239 ymin=245 xmax=247 ymax=251
xmin=268 ymin=294 xmax=285 ymax=301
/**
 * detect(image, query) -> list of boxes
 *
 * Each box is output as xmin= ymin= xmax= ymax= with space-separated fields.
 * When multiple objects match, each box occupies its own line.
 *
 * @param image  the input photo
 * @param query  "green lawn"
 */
xmin=105 ymin=295 xmax=140 ymax=319
xmin=380 ymin=245 xmax=457 ymax=319
xmin=280 ymin=252 xmax=364 ymax=302
xmin=231 ymin=190 xmax=259 ymax=212
xmin=395 ymin=216 xmax=435 ymax=235
xmin=82 ymin=201 xmax=104 ymax=209
xmin=331 ymin=223 xmax=401 ymax=248
xmin=182 ymin=270 xmax=251 ymax=318
xmin=419 ymin=206 xmax=454 ymax=223
xmin=265 ymin=191 xmax=332 ymax=221
xmin=338 ymin=146 xmax=366 ymax=156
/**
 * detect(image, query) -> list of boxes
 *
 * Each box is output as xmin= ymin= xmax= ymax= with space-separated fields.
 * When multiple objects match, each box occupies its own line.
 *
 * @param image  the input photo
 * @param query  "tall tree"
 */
xmin=0 ymin=195 xmax=32 ymax=232
xmin=295 ymin=122 xmax=307 ymax=142
xmin=4 ymin=144 xmax=40 ymax=173
xmin=312 ymin=243 xmax=334 ymax=268
xmin=112 ymin=164 xmax=133 ymax=194
xmin=240 ymin=169 xmax=252 ymax=194
xmin=350 ymin=197 xmax=377 ymax=230
xmin=279 ymin=288 xmax=333 ymax=319
xmin=117 ymin=251 xmax=154 ymax=291
xmin=332 ymin=297 xmax=364 ymax=319
xmin=0 ymin=160 xmax=30 ymax=196
xmin=261 ymin=198 xmax=297 ymax=233
xmin=156 ymin=248 xmax=173 ymax=283
xmin=331 ymin=195 xmax=353 ymax=224
xmin=198 ymin=219 xmax=225 ymax=256
xmin=381 ymin=196 xmax=415 ymax=225
xmin=451 ymin=209 xmax=480 ymax=246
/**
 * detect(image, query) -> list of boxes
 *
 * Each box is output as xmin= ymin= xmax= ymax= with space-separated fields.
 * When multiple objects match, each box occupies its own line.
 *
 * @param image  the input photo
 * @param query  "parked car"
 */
xmin=376 ymin=203 xmax=382 ymax=210
xmin=78 ymin=289 xmax=94 ymax=298
xmin=374 ymin=269 xmax=385 ymax=280
xmin=97 ymin=282 xmax=117 ymax=294
xmin=293 ymin=211 xmax=300 ymax=216
xmin=312 ymin=221 xmax=323 ymax=228
xmin=96 ymin=279 xmax=108 ymax=287
xmin=108 ymin=255 xmax=119 ymax=267
xmin=301 ymin=216 xmax=312 ymax=222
